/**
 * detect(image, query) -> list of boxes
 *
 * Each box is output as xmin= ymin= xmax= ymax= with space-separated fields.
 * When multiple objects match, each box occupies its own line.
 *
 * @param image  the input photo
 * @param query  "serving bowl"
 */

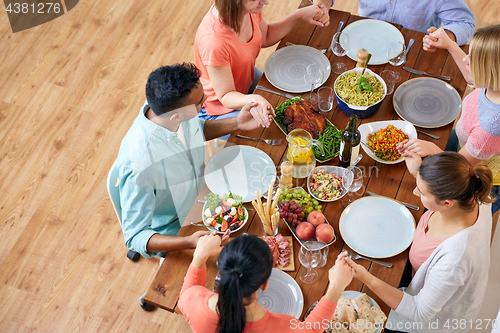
xmin=358 ymin=120 xmax=417 ymax=164
xmin=334 ymin=68 xmax=387 ymax=118
xmin=306 ymin=166 xmax=353 ymax=202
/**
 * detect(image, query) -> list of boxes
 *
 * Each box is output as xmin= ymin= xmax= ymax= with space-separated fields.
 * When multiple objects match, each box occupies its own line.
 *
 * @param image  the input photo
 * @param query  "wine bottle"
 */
xmin=338 ymin=115 xmax=361 ymax=167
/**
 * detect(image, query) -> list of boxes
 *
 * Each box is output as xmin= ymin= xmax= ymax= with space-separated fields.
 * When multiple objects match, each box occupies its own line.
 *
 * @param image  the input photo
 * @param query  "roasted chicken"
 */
xmin=282 ymin=100 xmax=326 ymax=139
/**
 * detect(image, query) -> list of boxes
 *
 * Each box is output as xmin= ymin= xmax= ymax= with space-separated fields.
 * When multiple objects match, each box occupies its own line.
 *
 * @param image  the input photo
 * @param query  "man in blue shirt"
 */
xmin=116 ymin=63 xmax=273 ymax=259
xmin=313 ymin=0 xmax=475 ymax=47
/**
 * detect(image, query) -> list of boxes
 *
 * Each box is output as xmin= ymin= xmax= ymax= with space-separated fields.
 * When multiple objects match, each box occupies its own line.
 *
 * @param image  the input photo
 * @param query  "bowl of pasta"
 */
xmin=334 ymin=68 xmax=387 ymax=118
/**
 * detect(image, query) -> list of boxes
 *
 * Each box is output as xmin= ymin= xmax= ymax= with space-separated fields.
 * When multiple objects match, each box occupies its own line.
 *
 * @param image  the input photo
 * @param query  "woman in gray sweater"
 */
xmin=343 ymin=151 xmax=494 ymax=333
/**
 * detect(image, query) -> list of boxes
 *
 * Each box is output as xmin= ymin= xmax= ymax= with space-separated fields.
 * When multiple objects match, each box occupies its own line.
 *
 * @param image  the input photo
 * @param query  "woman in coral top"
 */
xmin=195 ymin=0 xmax=326 ymax=124
xmin=178 ymin=233 xmax=353 ymax=333
xmin=398 ymin=25 xmax=500 ymax=219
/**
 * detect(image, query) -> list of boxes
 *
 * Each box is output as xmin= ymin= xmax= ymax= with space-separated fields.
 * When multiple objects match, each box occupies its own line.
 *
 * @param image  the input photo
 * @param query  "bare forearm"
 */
xmin=324 ymin=283 xmax=344 ymax=304
xmin=219 ymin=91 xmax=257 ymax=110
xmin=447 ymin=42 xmax=472 ymax=84
xmin=262 ymin=11 xmax=302 ymax=47
xmin=364 ymin=274 xmax=404 ymax=310
xmin=191 ymin=252 xmax=209 ymax=269
xmin=146 ymin=233 xmax=196 ymax=253
xmin=204 ymin=117 xmax=239 ymax=141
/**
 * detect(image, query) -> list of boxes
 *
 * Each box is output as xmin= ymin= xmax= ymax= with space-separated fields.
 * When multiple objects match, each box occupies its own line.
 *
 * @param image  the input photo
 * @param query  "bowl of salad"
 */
xmin=202 ymin=192 xmax=248 ymax=234
xmin=358 ymin=120 xmax=417 ymax=164
xmin=307 ymin=166 xmax=353 ymax=202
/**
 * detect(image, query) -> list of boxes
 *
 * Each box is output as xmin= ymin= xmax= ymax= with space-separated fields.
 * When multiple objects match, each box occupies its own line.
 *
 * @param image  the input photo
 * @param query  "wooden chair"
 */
xmin=107 ymin=160 xmax=141 ymax=262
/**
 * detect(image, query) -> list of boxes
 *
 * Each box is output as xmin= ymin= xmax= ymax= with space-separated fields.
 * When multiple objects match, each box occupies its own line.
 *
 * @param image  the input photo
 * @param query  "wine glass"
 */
xmin=388 ymin=42 xmax=406 ymax=66
xmin=330 ymin=32 xmax=349 ymax=74
xmin=304 ymin=64 xmax=323 ymax=105
xmin=341 ymin=166 xmax=363 ymax=207
xmin=298 ymin=241 xmax=322 ymax=284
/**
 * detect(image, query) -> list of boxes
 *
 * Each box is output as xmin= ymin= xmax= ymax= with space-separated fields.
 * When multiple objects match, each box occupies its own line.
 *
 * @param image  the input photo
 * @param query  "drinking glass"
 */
xmin=262 ymin=174 xmax=280 ymax=200
xmin=317 ymin=87 xmax=334 ymax=112
xmin=304 ymin=64 xmax=323 ymax=105
xmin=298 ymin=241 xmax=322 ymax=284
xmin=341 ymin=166 xmax=363 ymax=207
xmin=388 ymin=42 xmax=406 ymax=66
xmin=380 ymin=70 xmax=402 ymax=95
xmin=330 ymin=32 xmax=349 ymax=74
xmin=315 ymin=242 xmax=329 ymax=268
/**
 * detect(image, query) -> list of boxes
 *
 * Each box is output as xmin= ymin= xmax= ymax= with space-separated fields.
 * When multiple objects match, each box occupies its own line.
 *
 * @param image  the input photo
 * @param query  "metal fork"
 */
xmin=236 ymin=135 xmax=282 ymax=146
xmin=347 ymin=250 xmax=393 ymax=268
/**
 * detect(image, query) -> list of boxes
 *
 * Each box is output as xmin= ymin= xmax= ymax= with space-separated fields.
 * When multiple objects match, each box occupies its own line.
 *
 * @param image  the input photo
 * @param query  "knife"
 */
xmin=256 ymin=85 xmax=296 ymax=99
xmin=366 ymin=191 xmax=420 ymax=211
xmin=403 ymin=67 xmax=451 ymax=81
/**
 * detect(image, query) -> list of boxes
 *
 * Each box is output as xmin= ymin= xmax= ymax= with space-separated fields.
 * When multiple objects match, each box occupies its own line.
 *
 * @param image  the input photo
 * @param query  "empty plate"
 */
xmin=257 ymin=268 xmax=304 ymax=318
xmin=341 ymin=19 xmax=405 ymax=65
xmin=204 ymin=145 xmax=276 ymax=202
xmin=265 ymin=45 xmax=330 ymax=93
xmin=393 ymin=77 xmax=462 ymax=128
xmin=340 ymin=196 xmax=415 ymax=258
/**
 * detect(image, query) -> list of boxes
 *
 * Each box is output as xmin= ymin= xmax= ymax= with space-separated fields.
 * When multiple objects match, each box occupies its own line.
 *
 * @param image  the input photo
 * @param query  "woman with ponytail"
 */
xmin=178 ymin=233 xmax=353 ymax=333
xmin=343 ymin=151 xmax=494 ymax=333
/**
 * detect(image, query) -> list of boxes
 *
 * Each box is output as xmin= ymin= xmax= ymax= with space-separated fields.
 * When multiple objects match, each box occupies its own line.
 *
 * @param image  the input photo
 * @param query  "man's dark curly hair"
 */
xmin=145 ymin=63 xmax=201 ymax=116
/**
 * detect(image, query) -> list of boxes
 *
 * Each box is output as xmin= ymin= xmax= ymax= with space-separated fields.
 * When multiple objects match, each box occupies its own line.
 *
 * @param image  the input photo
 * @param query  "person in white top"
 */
xmin=341 ymin=151 xmax=494 ymax=333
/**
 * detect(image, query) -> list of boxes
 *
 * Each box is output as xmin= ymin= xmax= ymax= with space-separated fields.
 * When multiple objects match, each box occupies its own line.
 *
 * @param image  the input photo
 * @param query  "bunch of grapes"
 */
xmin=278 ymin=201 xmax=304 ymax=227
xmin=278 ymin=188 xmax=322 ymax=227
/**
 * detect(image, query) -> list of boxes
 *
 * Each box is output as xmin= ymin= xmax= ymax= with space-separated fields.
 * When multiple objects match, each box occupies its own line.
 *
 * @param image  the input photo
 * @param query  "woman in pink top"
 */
xmin=195 ymin=0 xmax=326 ymax=123
xmin=178 ymin=233 xmax=353 ymax=333
xmin=343 ymin=152 xmax=494 ymax=332
xmin=398 ymin=25 xmax=500 ymax=221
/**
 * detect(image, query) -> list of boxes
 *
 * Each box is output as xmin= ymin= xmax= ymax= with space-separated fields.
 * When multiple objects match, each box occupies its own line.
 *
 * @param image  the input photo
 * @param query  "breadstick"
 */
xmin=255 ymin=190 xmax=263 ymax=210
xmin=266 ymin=183 xmax=273 ymax=215
xmin=252 ymin=199 xmax=271 ymax=228
xmin=271 ymin=188 xmax=282 ymax=211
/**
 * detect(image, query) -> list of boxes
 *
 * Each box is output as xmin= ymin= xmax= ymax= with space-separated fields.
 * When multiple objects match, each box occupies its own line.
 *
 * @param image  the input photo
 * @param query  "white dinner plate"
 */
xmin=341 ymin=19 xmax=405 ymax=65
xmin=340 ymin=196 xmax=415 ymax=258
xmin=358 ymin=120 xmax=417 ymax=164
xmin=265 ymin=45 xmax=331 ymax=93
xmin=393 ymin=77 xmax=462 ymax=128
xmin=204 ymin=145 xmax=276 ymax=203
xmin=257 ymin=268 xmax=304 ymax=318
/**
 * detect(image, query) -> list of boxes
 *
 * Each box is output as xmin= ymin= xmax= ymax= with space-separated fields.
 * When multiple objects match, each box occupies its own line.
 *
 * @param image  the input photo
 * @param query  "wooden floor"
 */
xmin=0 ymin=1 xmax=498 ymax=332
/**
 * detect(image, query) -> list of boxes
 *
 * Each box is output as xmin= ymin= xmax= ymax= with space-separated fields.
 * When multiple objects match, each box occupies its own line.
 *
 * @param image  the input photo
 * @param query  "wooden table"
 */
xmin=144 ymin=6 xmax=468 ymax=320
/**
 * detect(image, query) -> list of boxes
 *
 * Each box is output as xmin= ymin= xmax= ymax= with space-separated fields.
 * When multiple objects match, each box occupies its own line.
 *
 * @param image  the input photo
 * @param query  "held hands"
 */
xmin=312 ymin=0 xmax=330 ymax=27
xmin=298 ymin=4 xmax=327 ymax=27
xmin=396 ymin=138 xmax=442 ymax=158
xmin=329 ymin=252 xmax=354 ymax=290
xmin=237 ymin=98 xmax=275 ymax=130
xmin=341 ymin=251 xmax=371 ymax=284
xmin=423 ymin=27 xmax=454 ymax=52
xmin=401 ymin=149 xmax=423 ymax=177
xmin=193 ymin=233 xmax=224 ymax=261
